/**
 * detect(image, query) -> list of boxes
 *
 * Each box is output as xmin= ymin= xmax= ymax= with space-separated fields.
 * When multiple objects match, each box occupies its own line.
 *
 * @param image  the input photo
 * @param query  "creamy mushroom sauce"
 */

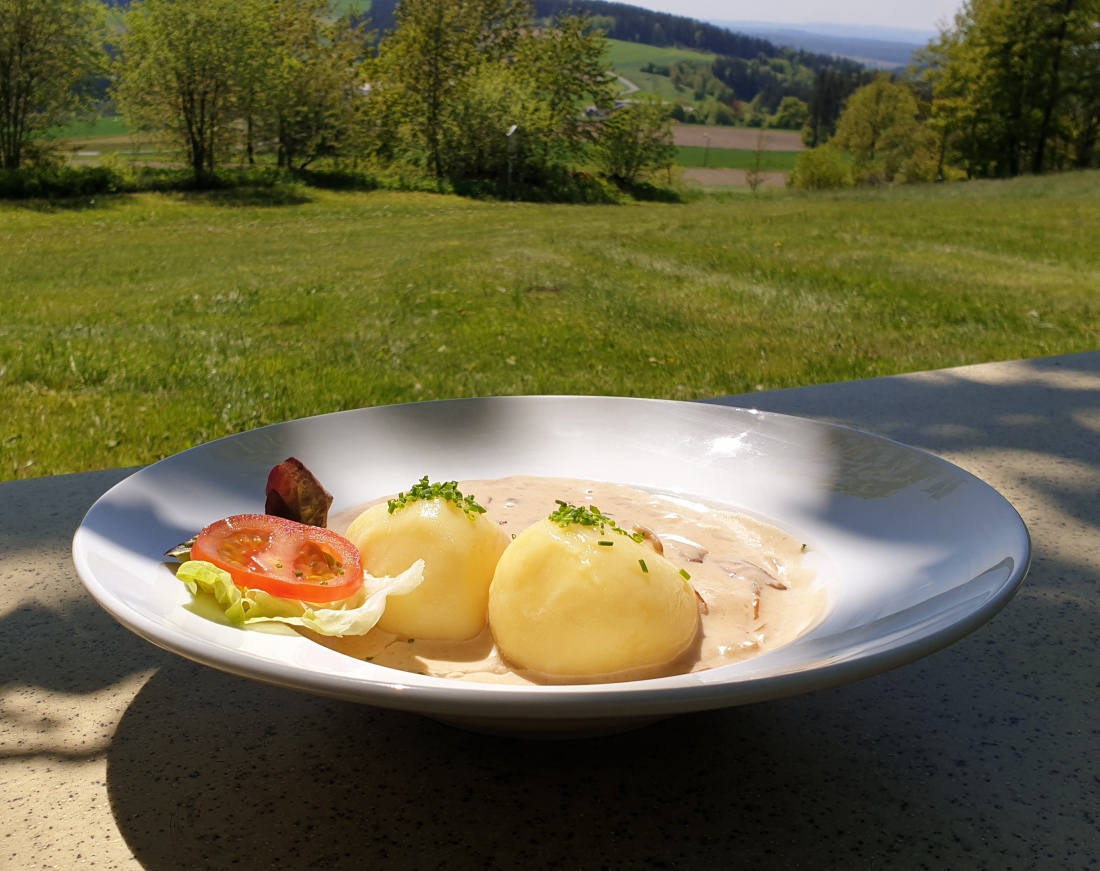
xmin=319 ymin=476 xmax=827 ymax=685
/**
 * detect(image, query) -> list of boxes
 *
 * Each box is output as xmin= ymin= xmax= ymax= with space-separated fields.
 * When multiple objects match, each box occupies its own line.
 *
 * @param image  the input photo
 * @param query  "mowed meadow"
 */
xmin=2 ymin=171 xmax=1099 ymax=480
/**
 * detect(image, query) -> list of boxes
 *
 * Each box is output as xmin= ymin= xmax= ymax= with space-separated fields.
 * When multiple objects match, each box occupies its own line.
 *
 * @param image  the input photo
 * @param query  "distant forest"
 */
xmin=534 ymin=0 xmax=863 ymax=74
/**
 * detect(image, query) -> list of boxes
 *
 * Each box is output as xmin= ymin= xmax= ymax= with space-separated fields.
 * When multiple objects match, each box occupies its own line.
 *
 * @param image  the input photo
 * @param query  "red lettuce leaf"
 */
xmin=265 ymin=457 xmax=333 ymax=527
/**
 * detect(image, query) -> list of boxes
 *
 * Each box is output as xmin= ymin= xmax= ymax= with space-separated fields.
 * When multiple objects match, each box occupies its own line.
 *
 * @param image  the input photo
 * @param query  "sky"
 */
xmin=621 ymin=1 xmax=963 ymax=34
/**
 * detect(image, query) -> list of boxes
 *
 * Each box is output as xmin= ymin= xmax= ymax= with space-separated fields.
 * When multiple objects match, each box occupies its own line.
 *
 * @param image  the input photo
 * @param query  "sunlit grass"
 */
xmin=604 ymin=39 xmax=716 ymax=71
xmin=2 ymin=172 xmax=1098 ymax=480
xmin=675 ymin=146 xmax=800 ymax=171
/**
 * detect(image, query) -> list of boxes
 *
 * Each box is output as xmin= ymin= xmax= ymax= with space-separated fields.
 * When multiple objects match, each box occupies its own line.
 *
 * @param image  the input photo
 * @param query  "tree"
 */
xmin=591 ymin=97 xmax=675 ymax=185
xmin=0 ymin=0 xmax=107 ymax=170
xmin=802 ymin=66 xmax=871 ymax=147
xmin=369 ymin=1 xmax=616 ymax=183
xmin=115 ymin=0 xmax=264 ymax=178
xmin=771 ymin=96 xmax=809 ymax=130
xmin=369 ymin=0 xmax=532 ymax=180
xmin=430 ymin=61 xmax=540 ymax=181
xmin=1061 ymin=11 xmax=1100 ymax=167
xmin=830 ymin=75 xmax=924 ymax=183
xmin=512 ymin=13 xmax=615 ymax=165
xmin=744 ymin=129 xmax=768 ymax=191
xmin=924 ymin=0 xmax=1100 ymax=176
xmin=263 ymin=1 xmax=370 ymax=170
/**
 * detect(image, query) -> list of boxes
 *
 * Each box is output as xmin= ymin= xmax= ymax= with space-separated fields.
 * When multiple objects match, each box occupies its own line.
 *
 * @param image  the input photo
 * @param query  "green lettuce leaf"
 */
xmin=176 ymin=559 xmax=424 ymax=637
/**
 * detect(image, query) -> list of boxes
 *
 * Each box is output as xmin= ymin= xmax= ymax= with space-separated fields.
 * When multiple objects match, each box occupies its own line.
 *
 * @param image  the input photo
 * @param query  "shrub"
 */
xmin=592 ymin=98 xmax=675 ymax=185
xmin=0 ymin=166 xmax=122 ymax=198
xmin=788 ymin=146 xmax=853 ymax=190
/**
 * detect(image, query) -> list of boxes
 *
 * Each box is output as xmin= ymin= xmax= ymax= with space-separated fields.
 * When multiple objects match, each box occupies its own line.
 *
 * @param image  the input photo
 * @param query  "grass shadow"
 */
xmin=611 ymin=178 xmax=686 ymax=202
xmin=448 ymin=169 xmax=686 ymax=205
xmin=4 ymin=192 xmax=139 ymax=212
xmin=1 ymin=162 xmax=688 ymax=207
xmin=180 ymin=185 xmax=315 ymax=208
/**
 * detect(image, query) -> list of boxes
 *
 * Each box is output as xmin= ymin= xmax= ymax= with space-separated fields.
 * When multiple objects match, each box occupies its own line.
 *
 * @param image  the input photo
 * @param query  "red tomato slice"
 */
xmin=191 ymin=514 xmax=363 ymax=604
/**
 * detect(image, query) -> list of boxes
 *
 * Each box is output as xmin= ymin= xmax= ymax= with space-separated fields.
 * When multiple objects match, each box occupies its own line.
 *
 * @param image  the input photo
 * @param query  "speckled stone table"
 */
xmin=3 ymin=353 xmax=1098 ymax=870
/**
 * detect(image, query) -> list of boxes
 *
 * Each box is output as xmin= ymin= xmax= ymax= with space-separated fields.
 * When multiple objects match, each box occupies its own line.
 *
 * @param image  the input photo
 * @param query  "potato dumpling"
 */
xmin=345 ymin=493 xmax=509 ymax=641
xmin=488 ymin=513 xmax=700 ymax=678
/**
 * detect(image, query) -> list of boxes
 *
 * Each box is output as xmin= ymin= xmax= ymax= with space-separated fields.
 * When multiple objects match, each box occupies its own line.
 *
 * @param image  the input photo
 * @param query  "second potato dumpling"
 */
xmin=345 ymin=479 xmax=508 ymax=641
xmin=488 ymin=504 xmax=701 ymax=678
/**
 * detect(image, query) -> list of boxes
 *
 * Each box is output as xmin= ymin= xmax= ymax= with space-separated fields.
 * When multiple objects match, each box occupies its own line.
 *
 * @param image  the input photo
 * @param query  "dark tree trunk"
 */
xmin=1032 ymin=0 xmax=1076 ymax=174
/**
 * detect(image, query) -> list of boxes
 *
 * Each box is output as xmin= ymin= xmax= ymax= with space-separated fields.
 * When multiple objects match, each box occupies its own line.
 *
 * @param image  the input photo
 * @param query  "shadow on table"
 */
xmin=712 ymin=351 xmax=1100 ymax=532
xmin=100 ymin=656 xmax=986 ymax=871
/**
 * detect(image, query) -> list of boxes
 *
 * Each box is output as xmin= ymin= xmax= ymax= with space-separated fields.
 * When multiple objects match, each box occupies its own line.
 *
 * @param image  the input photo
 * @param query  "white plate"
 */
xmin=73 ymin=396 xmax=1030 ymax=737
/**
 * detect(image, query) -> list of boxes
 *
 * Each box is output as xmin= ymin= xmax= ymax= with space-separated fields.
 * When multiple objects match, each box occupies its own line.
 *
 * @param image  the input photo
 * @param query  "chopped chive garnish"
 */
xmin=679 ymin=568 xmax=691 ymax=580
xmin=639 ymin=559 xmax=648 ymax=573
xmin=388 ymin=476 xmax=486 ymax=519
xmin=547 ymin=501 xmax=644 ymax=542
xmin=598 ymin=540 xmax=614 ymax=547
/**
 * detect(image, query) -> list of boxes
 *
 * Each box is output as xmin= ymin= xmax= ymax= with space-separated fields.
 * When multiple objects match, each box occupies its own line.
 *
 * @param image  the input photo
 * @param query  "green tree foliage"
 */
xmin=667 ymin=60 xmax=735 ymax=106
xmin=1063 ymin=14 xmax=1100 ymax=167
xmin=512 ymin=12 xmax=615 ymax=166
xmin=802 ymin=66 xmax=873 ymax=146
xmin=830 ymin=75 xmax=925 ymax=184
xmin=368 ymin=0 xmax=614 ymax=183
xmin=263 ymin=1 xmax=370 ymax=170
xmin=770 ymin=96 xmax=809 ymax=131
xmin=115 ymin=0 xmax=261 ymax=177
xmin=712 ymin=54 xmax=817 ymax=117
xmin=0 ymin=0 xmax=107 ymax=170
xmin=925 ymin=0 xmax=1100 ymax=176
xmin=591 ymin=97 xmax=675 ymax=185
xmin=115 ymin=0 xmax=366 ymax=178
xmin=367 ymin=0 xmax=533 ymax=180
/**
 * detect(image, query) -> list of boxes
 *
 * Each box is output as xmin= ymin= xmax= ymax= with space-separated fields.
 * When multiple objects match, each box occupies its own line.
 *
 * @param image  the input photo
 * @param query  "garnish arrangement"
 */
xmin=548 ymin=501 xmax=690 ymax=579
xmin=387 ymin=476 xmax=487 ymax=520
xmin=548 ymin=501 xmax=644 ymax=542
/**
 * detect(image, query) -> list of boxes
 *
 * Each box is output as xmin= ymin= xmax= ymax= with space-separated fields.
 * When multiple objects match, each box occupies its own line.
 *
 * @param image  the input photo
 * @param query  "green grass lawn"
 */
xmin=2 ymin=172 xmax=1099 ymax=480
xmin=47 ymin=115 xmax=130 ymax=140
xmin=676 ymin=146 xmax=800 ymax=172
xmin=605 ymin=39 xmax=715 ymax=72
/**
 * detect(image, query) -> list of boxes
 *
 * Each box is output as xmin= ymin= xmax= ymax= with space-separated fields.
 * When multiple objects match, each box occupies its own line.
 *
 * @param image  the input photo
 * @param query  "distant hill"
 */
xmin=714 ymin=21 xmax=934 ymax=70
xmin=529 ymin=1 xmax=863 ymax=74
xmin=731 ymin=23 xmax=938 ymax=43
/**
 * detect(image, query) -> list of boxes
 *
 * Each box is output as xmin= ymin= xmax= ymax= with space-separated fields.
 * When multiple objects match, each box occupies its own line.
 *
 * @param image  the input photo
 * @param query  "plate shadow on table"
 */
xmin=101 ymin=607 xmax=1089 ymax=871
xmin=102 ymin=662 xmax=926 ymax=870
